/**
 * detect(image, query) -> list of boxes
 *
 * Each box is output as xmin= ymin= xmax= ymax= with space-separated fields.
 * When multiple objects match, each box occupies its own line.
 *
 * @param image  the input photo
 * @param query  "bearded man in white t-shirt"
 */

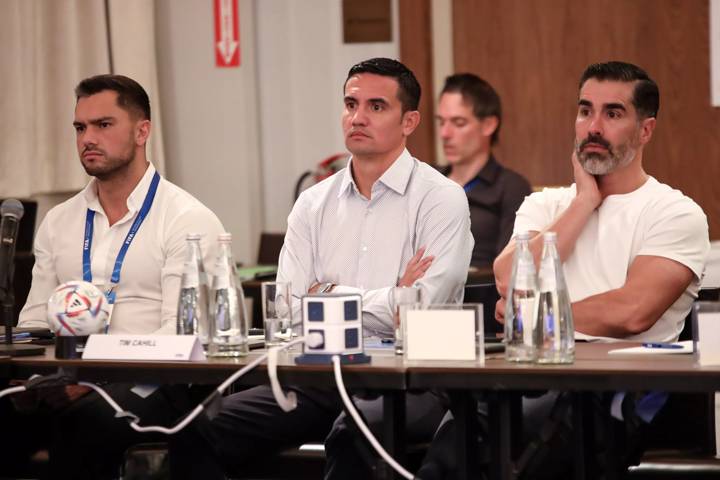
xmin=493 ymin=62 xmax=709 ymax=342
xmin=417 ymin=61 xmax=710 ymax=480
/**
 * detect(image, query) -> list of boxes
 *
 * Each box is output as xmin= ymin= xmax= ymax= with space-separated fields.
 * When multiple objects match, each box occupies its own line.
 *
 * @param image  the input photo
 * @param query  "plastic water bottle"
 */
xmin=504 ymin=231 xmax=538 ymax=362
xmin=208 ymin=233 xmax=249 ymax=357
xmin=176 ymin=234 xmax=210 ymax=346
xmin=536 ymin=232 xmax=575 ymax=364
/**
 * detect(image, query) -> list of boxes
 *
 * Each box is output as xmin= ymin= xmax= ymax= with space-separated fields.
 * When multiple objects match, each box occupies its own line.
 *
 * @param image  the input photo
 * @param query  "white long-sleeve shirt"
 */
xmin=277 ymin=149 xmax=474 ymax=337
xmin=19 ymin=163 xmax=225 ymax=335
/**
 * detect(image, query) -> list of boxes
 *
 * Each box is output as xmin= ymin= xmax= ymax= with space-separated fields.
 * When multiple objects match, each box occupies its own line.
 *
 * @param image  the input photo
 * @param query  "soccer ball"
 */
xmin=47 ymin=281 xmax=109 ymax=336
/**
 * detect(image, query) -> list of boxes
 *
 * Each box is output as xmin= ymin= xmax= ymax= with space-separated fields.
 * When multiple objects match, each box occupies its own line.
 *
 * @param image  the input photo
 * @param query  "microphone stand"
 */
xmin=0 ymin=268 xmax=44 ymax=357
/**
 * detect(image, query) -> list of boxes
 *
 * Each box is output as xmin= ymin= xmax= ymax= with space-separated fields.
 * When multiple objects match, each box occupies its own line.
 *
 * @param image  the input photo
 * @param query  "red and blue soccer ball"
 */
xmin=46 ymin=281 xmax=109 ymax=336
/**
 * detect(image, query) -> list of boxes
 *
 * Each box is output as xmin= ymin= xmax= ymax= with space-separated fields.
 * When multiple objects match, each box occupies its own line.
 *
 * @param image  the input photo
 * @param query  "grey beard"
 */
xmin=577 ymin=143 xmax=636 ymax=175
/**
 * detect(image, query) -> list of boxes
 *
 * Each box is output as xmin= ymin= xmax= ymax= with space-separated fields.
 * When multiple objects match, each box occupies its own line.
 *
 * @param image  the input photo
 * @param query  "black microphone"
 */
xmin=0 ymin=199 xmax=44 ymax=356
xmin=0 ymin=199 xmax=24 ymax=293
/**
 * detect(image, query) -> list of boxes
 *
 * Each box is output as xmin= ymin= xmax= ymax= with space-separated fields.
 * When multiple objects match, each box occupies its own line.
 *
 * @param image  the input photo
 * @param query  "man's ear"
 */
xmin=480 ymin=116 xmax=499 ymax=139
xmin=402 ymin=110 xmax=420 ymax=137
xmin=638 ymin=117 xmax=656 ymax=145
xmin=135 ymin=119 xmax=151 ymax=147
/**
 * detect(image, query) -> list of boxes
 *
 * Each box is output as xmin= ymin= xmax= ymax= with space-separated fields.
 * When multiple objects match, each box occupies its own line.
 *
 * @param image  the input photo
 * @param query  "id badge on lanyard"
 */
xmin=83 ymin=172 xmax=160 ymax=331
xmin=98 ymin=284 xmax=117 ymax=326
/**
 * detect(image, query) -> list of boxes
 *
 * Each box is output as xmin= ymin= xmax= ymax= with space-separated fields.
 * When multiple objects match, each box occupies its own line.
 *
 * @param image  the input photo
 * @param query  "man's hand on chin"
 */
xmin=572 ymin=151 xmax=602 ymax=211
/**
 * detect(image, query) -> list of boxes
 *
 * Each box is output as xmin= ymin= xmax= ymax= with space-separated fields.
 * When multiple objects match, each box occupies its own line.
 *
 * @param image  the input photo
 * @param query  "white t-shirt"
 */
xmin=514 ymin=176 xmax=709 ymax=342
xmin=19 ymin=163 xmax=225 ymax=335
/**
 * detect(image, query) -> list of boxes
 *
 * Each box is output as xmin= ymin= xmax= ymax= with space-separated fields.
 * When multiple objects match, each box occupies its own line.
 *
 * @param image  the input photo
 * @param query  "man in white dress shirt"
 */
xmin=12 ymin=74 xmax=224 ymax=479
xmin=170 ymin=58 xmax=474 ymax=479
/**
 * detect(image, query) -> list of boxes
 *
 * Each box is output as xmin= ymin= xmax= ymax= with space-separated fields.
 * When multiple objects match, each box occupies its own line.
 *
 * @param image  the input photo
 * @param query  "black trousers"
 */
xmin=169 ymin=385 xmax=344 ymax=479
xmin=416 ymin=391 xmax=650 ymax=480
xmin=0 ymin=394 xmax=51 ymax=477
xmin=48 ymin=383 xmax=186 ymax=480
xmin=169 ymin=386 xmax=447 ymax=480
xmin=324 ymin=391 xmax=446 ymax=480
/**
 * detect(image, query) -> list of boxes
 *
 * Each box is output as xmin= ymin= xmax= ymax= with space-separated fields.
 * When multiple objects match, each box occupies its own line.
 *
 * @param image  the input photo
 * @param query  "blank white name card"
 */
xmin=696 ymin=312 xmax=720 ymax=366
xmin=405 ymin=310 xmax=475 ymax=361
xmin=83 ymin=334 xmax=206 ymax=361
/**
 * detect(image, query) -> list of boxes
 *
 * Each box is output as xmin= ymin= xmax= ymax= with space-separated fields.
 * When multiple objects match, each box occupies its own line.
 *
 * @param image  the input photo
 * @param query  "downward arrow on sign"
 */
xmin=214 ymin=0 xmax=240 ymax=67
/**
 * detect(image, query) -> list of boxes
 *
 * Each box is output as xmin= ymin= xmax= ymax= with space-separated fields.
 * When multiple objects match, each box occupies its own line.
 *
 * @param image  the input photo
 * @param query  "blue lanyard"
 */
xmin=82 ymin=171 xmax=161 ymax=304
xmin=463 ymin=177 xmax=481 ymax=193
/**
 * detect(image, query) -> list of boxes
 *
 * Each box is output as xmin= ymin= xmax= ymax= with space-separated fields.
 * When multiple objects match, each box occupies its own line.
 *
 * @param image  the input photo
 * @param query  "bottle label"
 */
xmin=515 ymin=259 xmax=536 ymax=291
xmin=515 ymin=273 xmax=536 ymax=291
xmin=182 ymin=270 xmax=200 ymax=288
xmin=538 ymin=262 xmax=556 ymax=292
xmin=214 ymin=260 xmax=231 ymax=290
xmin=215 ymin=275 xmax=230 ymax=290
xmin=517 ymin=298 xmax=536 ymax=346
xmin=520 ymin=298 xmax=537 ymax=346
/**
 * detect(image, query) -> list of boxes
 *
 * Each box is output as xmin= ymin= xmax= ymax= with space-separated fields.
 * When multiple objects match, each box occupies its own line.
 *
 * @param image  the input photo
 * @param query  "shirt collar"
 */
xmin=337 ymin=149 xmax=414 ymax=198
xmin=440 ymin=155 xmax=502 ymax=186
xmin=82 ymin=163 xmax=157 ymax=215
xmin=476 ymin=155 xmax=501 ymax=185
xmin=338 ymin=161 xmax=356 ymax=198
xmin=378 ymin=149 xmax=414 ymax=195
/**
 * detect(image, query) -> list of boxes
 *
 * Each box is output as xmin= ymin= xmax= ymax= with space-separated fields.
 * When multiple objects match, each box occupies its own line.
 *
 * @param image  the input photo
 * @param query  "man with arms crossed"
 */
xmin=13 ymin=74 xmax=224 ymax=479
xmin=170 ymin=58 xmax=473 ymax=479
xmin=417 ymin=61 xmax=709 ymax=479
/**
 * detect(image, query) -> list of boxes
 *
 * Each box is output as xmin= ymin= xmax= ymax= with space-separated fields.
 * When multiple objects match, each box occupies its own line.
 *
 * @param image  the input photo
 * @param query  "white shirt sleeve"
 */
xmin=513 ymin=191 xmax=552 ymax=236
xmin=637 ymin=197 xmax=710 ymax=280
xmin=17 ymin=215 xmax=57 ymax=328
xmin=276 ymin=194 xmax=317 ymax=323
xmin=513 ymin=186 xmax=576 ymax=237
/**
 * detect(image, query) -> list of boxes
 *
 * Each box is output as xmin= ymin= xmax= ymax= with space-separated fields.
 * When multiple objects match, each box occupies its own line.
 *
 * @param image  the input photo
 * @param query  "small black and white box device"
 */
xmin=295 ymin=293 xmax=371 ymax=364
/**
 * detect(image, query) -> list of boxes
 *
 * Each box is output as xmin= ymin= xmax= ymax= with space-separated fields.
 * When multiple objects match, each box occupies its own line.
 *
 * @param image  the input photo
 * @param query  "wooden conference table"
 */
xmin=5 ymin=343 xmax=720 ymax=480
xmin=409 ymin=343 xmax=720 ymax=480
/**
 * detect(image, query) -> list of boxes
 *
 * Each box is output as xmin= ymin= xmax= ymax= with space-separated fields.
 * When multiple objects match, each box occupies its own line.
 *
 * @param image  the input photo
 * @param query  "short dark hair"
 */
xmin=441 ymin=73 xmax=502 ymax=145
xmin=75 ymin=74 xmax=151 ymax=120
xmin=344 ymin=57 xmax=421 ymax=113
xmin=579 ymin=61 xmax=659 ymax=119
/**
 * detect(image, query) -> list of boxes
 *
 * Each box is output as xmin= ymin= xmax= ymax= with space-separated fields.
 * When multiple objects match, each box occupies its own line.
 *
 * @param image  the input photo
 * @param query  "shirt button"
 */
xmin=361 ymin=246 xmax=368 ymax=252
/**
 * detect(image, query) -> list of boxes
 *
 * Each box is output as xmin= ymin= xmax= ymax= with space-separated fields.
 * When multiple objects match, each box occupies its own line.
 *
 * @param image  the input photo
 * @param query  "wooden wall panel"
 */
xmin=452 ymin=0 xmax=720 ymax=238
xmin=399 ymin=0 xmax=437 ymax=164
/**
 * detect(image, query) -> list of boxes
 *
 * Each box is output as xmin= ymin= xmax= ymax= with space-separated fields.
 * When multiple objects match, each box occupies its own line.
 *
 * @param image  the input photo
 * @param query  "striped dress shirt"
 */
xmin=277 ymin=149 xmax=474 ymax=337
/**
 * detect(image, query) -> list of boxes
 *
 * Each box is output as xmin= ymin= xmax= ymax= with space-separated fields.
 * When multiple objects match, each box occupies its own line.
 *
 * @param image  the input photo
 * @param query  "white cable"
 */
xmin=267 ymin=334 xmax=327 ymax=412
xmin=77 ymin=381 xmax=204 ymax=435
xmin=215 ymin=350 xmax=270 ymax=393
xmin=331 ymin=355 xmax=416 ymax=480
xmin=76 ymin=353 xmax=269 ymax=435
xmin=77 ymin=338 xmax=308 ymax=435
xmin=0 ymin=385 xmax=26 ymax=399
xmin=268 ymin=343 xmax=300 ymax=412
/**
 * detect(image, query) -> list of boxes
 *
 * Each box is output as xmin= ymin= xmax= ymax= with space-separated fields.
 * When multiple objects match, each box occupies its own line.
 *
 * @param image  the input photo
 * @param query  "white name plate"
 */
xmin=405 ymin=310 xmax=475 ymax=361
xmin=83 ymin=334 xmax=206 ymax=361
xmin=697 ymin=312 xmax=720 ymax=366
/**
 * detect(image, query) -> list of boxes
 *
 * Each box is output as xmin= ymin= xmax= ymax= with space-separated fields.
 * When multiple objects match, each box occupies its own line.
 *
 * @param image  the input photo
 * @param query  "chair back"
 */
xmin=257 ymin=232 xmax=285 ymax=265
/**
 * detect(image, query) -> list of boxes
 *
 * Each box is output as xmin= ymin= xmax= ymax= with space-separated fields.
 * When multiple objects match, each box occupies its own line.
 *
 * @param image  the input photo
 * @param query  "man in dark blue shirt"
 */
xmin=437 ymin=73 xmax=531 ymax=269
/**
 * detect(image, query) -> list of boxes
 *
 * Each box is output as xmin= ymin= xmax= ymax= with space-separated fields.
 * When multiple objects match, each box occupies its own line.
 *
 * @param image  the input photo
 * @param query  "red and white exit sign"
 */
xmin=214 ymin=0 xmax=240 ymax=67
